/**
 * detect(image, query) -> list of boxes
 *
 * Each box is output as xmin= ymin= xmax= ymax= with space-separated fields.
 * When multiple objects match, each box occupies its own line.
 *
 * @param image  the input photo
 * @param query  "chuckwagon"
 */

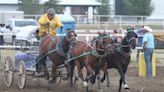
xmin=3 ymin=14 xmax=77 ymax=89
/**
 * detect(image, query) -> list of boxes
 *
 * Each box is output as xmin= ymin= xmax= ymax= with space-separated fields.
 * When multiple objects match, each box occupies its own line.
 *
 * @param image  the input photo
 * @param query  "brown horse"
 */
xmin=69 ymin=32 xmax=114 ymax=87
xmin=37 ymin=30 xmax=77 ymax=83
xmin=100 ymin=30 xmax=137 ymax=92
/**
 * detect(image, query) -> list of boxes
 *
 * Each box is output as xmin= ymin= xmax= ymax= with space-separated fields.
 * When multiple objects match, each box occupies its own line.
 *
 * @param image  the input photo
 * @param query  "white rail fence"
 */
xmin=24 ymin=15 xmax=164 ymax=26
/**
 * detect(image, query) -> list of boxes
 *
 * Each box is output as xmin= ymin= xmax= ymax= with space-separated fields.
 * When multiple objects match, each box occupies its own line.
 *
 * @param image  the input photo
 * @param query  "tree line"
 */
xmin=18 ymin=0 xmax=154 ymax=16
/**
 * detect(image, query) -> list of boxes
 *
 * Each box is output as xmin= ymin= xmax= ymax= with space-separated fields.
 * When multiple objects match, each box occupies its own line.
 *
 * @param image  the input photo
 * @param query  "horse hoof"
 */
xmin=90 ymin=79 xmax=95 ymax=84
xmin=107 ymin=84 xmax=110 ymax=87
xmin=63 ymin=77 xmax=68 ymax=80
xmin=83 ymin=81 xmax=88 ymax=87
xmin=100 ymin=79 xmax=105 ymax=83
xmin=45 ymin=75 xmax=50 ymax=80
xmin=48 ymin=79 xmax=55 ymax=84
xmin=123 ymin=84 xmax=129 ymax=89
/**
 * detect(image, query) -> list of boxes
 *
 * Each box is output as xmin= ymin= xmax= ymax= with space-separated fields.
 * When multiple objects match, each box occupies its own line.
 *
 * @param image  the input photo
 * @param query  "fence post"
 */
xmin=119 ymin=16 xmax=122 ymax=28
xmin=139 ymin=52 xmax=156 ymax=77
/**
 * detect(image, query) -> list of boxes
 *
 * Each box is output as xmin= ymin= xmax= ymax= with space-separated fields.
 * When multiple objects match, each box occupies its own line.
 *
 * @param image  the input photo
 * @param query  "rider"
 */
xmin=38 ymin=8 xmax=63 ymax=46
xmin=37 ymin=8 xmax=63 ymax=73
xmin=38 ymin=8 xmax=72 ymax=75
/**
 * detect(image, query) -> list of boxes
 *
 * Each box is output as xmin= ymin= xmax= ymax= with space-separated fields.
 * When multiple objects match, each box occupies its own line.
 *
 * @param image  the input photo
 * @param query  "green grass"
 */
xmin=0 ymin=49 xmax=18 ymax=68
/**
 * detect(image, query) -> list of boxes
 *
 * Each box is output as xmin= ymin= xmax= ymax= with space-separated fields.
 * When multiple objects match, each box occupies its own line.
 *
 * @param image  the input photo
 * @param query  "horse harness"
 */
xmin=113 ymin=32 xmax=136 ymax=57
xmin=92 ymin=35 xmax=113 ymax=58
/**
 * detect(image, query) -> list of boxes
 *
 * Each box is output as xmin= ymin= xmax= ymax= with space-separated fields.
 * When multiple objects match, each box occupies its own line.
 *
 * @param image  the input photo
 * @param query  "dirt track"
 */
xmin=0 ymin=66 xmax=164 ymax=92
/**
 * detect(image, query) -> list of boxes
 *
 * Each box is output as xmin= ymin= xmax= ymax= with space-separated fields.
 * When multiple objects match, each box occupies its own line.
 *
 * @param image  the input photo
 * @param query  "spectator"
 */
xmin=111 ymin=29 xmax=118 ymax=42
xmin=117 ymin=28 xmax=125 ymax=43
xmin=142 ymin=26 xmax=154 ymax=78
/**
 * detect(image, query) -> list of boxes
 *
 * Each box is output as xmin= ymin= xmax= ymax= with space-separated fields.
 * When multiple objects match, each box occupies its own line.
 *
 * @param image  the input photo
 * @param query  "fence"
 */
xmin=24 ymin=15 xmax=164 ymax=26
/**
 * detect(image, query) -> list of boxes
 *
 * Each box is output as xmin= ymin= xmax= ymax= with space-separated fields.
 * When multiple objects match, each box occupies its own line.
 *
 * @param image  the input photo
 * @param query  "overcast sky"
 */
xmin=3 ymin=0 xmax=164 ymax=19
xmin=150 ymin=0 xmax=164 ymax=19
xmin=41 ymin=0 xmax=164 ymax=18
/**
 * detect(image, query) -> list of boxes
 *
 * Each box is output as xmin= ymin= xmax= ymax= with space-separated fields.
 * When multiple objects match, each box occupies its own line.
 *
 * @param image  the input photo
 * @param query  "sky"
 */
xmin=40 ymin=0 xmax=164 ymax=19
xmin=150 ymin=0 xmax=164 ymax=19
xmin=2 ymin=0 xmax=164 ymax=19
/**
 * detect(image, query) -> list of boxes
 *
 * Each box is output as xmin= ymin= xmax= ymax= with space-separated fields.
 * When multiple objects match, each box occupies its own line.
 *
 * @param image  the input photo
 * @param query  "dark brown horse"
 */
xmin=100 ymin=30 xmax=137 ymax=92
xmin=69 ymin=32 xmax=114 ymax=88
xmin=37 ymin=30 xmax=77 ymax=83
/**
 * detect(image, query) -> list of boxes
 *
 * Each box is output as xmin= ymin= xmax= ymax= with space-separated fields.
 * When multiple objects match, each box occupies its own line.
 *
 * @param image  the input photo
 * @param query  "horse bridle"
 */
xmin=123 ymin=32 xmax=137 ymax=48
xmin=66 ymin=31 xmax=76 ymax=43
xmin=93 ymin=36 xmax=113 ymax=58
xmin=121 ymin=32 xmax=137 ymax=55
xmin=126 ymin=36 xmax=136 ymax=43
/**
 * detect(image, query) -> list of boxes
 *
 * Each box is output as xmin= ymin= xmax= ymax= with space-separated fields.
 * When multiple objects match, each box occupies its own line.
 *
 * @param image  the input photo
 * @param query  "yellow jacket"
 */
xmin=38 ymin=13 xmax=63 ymax=36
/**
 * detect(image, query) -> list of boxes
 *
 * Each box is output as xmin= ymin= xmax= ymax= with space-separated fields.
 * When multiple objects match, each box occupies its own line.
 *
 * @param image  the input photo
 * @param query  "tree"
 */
xmin=123 ymin=0 xmax=154 ymax=16
xmin=97 ymin=0 xmax=110 ymax=15
xmin=96 ymin=0 xmax=110 ymax=22
xmin=18 ymin=0 xmax=42 ymax=14
xmin=43 ymin=0 xmax=63 ymax=14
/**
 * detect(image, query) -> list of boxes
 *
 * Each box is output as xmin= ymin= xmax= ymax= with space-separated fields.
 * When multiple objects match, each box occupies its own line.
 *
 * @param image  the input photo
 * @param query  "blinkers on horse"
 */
xmin=37 ymin=30 xmax=77 ymax=81
xmin=65 ymin=31 xmax=77 ymax=44
xmin=93 ymin=33 xmax=114 ymax=58
xmin=124 ymin=30 xmax=137 ymax=49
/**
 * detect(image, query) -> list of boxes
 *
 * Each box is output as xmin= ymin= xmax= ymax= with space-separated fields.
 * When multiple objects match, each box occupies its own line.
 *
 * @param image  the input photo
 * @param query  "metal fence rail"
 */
xmin=24 ymin=15 xmax=164 ymax=26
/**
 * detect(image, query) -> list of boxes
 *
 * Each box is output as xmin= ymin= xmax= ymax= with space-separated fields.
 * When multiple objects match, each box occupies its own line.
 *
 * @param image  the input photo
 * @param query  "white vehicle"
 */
xmin=15 ymin=25 xmax=39 ymax=46
xmin=0 ymin=11 xmax=24 ymax=26
xmin=0 ymin=18 xmax=39 ymax=45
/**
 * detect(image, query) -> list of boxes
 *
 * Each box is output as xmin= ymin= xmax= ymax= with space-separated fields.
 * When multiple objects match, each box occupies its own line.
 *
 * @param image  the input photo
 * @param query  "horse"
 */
xmin=68 ymin=32 xmax=114 ymax=88
xmin=37 ymin=30 xmax=77 ymax=84
xmin=100 ymin=30 xmax=137 ymax=92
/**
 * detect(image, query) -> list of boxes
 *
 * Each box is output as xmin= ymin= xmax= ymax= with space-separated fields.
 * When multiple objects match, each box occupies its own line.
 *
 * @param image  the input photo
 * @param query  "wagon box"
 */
xmin=14 ymin=52 xmax=52 ymax=72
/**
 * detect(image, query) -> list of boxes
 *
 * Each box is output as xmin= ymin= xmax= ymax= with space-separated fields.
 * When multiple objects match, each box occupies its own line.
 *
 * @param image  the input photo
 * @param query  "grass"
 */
xmin=0 ymin=49 xmax=19 ymax=68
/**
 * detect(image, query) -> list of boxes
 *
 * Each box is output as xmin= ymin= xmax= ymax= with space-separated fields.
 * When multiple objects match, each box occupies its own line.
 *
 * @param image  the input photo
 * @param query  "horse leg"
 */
xmin=69 ymin=62 xmax=75 ymax=87
xmin=65 ymin=63 xmax=71 ymax=79
xmin=106 ymin=71 xmax=110 ymax=87
xmin=100 ymin=72 xmax=105 ymax=83
xmin=74 ymin=61 xmax=90 ymax=87
xmin=86 ymin=64 xmax=96 ymax=84
xmin=74 ymin=61 xmax=84 ymax=81
xmin=122 ymin=66 xmax=129 ymax=89
xmin=49 ymin=64 xmax=57 ymax=83
xmin=100 ymin=63 xmax=107 ymax=82
xmin=100 ymin=71 xmax=110 ymax=87
xmin=36 ymin=56 xmax=42 ymax=73
xmin=41 ymin=57 xmax=49 ymax=80
xmin=117 ymin=66 xmax=125 ymax=92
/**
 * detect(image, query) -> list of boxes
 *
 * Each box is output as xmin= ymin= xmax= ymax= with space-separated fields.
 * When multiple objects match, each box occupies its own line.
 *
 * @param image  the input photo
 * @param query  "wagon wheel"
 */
xmin=17 ymin=61 xmax=26 ymax=89
xmin=3 ymin=56 xmax=14 ymax=87
xmin=55 ymin=70 xmax=62 ymax=86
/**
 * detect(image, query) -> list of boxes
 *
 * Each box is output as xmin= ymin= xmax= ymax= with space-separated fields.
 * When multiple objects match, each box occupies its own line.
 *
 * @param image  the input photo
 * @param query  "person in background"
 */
xmin=116 ymin=28 xmax=125 ymax=43
xmin=111 ymin=29 xmax=118 ymax=42
xmin=142 ymin=26 xmax=154 ymax=79
xmin=136 ymin=25 xmax=144 ymax=62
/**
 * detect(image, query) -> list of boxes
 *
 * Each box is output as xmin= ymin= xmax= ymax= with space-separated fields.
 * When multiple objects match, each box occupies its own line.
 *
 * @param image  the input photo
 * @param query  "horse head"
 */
xmin=65 ymin=30 xmax=77 ymax=44
xmin=96 ymin=32 xmax=113 ymax=57
xmin=124 ymin=30 xmax=137 ymax=49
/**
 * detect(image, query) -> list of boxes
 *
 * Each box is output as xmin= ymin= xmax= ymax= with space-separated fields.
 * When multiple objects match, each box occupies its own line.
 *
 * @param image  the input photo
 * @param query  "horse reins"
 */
xmin=93 ymin=36 xmax=113 ymax=58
